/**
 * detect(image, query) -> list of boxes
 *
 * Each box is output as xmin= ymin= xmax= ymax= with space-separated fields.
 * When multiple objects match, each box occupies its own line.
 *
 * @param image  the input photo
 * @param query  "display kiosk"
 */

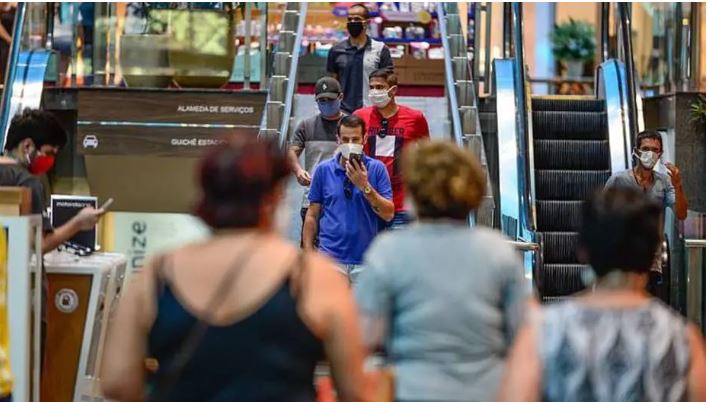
xmin=40 ymin=251 xmax=127 ymax=402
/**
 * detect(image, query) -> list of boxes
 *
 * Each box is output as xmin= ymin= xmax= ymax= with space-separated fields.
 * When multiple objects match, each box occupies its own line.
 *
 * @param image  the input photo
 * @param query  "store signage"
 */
xmin=77 ymin=88 xmax=267 ymax=125
xmin=76 ymin=126 xmax=257 ymax=157
xmin=103 ymin=212 xmax=209 ymax=272
xmin=76 ymin=88 xmax=266 ymax=158
xmin=77 ymin=88 xmax=267 ymax=214
xmin=176 ymin=104 xmax=255 ymax=114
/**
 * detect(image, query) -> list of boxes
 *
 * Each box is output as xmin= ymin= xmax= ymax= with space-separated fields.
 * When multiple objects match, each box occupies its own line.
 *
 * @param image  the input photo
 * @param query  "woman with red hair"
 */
xmin=102 ymin=136 xmax=368 ymax=402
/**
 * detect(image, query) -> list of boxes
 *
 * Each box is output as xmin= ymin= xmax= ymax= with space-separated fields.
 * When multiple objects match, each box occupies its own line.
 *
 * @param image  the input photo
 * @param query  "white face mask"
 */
xmin=338 ymin=143 xmax=363 ymax=159
xmin=368 ymin=87 xmax=393 ymax=108
xmin=636 ymin=150 xmax=659 ymax=169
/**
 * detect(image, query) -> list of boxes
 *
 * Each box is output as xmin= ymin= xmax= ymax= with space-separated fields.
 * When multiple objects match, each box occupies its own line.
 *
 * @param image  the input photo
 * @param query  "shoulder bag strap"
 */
xmin=150 ymin=240 xmax=263 ymax=402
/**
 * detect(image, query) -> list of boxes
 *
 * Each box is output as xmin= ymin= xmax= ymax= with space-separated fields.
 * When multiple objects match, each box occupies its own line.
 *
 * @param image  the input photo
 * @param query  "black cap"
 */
xmin=315 ymin=77 xmax=342 ymax=100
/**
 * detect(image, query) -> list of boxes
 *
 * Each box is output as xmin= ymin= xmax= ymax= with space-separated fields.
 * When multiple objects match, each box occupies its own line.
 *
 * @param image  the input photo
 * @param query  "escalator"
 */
xmin=478 ymin=96 xmax=499 ymax=228
xmin=485 ymin=3 xmax=640 ymax=298
xmin=532 ymin=97 xmax=611 ymax=300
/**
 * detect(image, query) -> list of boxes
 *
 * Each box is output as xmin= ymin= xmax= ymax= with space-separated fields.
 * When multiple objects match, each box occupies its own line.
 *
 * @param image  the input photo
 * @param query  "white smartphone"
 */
xmin=99 ymin=198 xmax=114 ymax=211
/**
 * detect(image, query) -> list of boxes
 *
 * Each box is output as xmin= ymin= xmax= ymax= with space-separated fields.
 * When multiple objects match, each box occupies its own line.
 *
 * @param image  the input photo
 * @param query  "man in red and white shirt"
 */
xmin=354 ymin=69 xmax=430 ymax=228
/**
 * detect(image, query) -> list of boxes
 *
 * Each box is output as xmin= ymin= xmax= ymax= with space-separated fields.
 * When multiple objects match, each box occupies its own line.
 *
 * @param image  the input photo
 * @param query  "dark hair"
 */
xmin=194 ymin=136 xmax=290 ymax=229
xmin=337 ymin=115 xmax=366 ymax=137
xmin=5 ymin=109 xmax=68 ymax=151
xmin=368 ymin=68 xmax=398 ymax=87
xmin=349 ymin=3 xmax=370 ymax=18
xmin=636 ymin=130 xmax=663 ymax=152
xmin=579 ymin=187 xmax=662 ymax=277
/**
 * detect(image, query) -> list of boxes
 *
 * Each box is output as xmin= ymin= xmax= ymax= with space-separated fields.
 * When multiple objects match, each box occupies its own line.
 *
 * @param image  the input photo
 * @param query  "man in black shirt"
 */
xmin=0 ymin=109 xmax=103 ymax=253
xmin=326 ymin=3 xmax=393 ymax=113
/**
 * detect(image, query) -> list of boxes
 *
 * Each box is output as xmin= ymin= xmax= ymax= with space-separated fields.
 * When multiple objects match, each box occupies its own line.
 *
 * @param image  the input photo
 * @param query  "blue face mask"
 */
xmin=317 ymin=99 xmax=341 ymax=117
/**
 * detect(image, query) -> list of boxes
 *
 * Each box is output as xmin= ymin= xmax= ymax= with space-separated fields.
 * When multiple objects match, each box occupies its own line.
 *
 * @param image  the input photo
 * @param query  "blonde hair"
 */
xmin=403 ymin=140 xmax=486 ymax=220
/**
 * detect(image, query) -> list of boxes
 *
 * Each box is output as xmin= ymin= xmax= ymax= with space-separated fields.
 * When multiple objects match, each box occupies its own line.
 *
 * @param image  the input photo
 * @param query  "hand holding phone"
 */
xmin=98 ymin=198 xmax=113 ymax=215
xmin=100 ymin=198 xmax=114 ymax=210
xmin=349 ymin=153 xmax=362 ymax=165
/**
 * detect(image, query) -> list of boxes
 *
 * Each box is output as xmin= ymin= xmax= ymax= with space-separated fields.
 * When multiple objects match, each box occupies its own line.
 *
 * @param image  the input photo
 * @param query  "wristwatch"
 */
xmin=363 ymin=185 xmax=372 ymax=195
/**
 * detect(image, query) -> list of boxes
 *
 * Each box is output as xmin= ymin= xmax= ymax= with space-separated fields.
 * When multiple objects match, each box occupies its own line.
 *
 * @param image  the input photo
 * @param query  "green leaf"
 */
xmin=549 ymin=19 xmax=596 ymax=62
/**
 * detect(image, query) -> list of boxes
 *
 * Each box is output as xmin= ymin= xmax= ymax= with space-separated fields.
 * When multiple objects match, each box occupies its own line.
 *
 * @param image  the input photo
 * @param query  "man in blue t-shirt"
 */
xmin=304 ymin=115 xmax=394 ymax=284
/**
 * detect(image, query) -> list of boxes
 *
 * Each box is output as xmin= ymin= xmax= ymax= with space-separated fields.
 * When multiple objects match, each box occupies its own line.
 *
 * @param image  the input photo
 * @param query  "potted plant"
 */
xmin=168 ymin=3 xmax=238 ymax=88
xmin=119 ymin=3 xmax=174 ymax=88
xmin=167 ymin=3 xmax=239 ymax=88
xmin=550 ymin=19 xmax=596 ymax=79
xmin=690 ymin=94 xmax=706 ymax=132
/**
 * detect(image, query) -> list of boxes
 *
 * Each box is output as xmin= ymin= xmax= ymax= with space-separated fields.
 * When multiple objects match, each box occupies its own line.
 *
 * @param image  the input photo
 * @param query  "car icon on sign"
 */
xmin=83 ymin=135 xmax=99 ymax=149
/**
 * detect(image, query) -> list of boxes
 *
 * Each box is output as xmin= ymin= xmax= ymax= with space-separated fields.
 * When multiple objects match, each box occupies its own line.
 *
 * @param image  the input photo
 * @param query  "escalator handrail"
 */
xmin=277 ymin=3 xmax=307 ymax=150
xmin=600 ymin=3 xmax=610 ymax=62
xmin=597 ymin=59 xmax=633 ymax=173
xmin=511 ymin=3 xmax=537 ymax=235
xmin=438 ymin=3 xmax=475 ymax=227
xmin=0 ymin=3 xmax=27 ymax=148
xmin=437 ymin=2 xmax=464 ymax=150
xmin=617 ymin=3 xmax=640 ymax=144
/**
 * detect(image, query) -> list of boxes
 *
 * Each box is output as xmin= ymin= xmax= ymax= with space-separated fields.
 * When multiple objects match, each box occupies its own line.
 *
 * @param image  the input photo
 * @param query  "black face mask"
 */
xmin=347 ymin=21 xmax=365 ymax=37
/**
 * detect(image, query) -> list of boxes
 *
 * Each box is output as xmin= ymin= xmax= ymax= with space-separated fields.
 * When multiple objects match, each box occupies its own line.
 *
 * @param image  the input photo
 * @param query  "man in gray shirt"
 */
xmin=288 ymin=76 xmax=345 ymax=246
xmin=604 ymin=130 xmax=687 ymax=296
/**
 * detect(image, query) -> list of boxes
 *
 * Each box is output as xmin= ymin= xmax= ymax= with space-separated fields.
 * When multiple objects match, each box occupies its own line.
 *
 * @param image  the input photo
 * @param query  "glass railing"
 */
xmin=1 ymin=2 xmax=280 ymax=90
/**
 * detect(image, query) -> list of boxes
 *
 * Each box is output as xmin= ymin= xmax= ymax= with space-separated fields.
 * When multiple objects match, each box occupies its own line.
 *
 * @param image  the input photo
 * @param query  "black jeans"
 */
xmin=300 ymin=208 xmax=319 ymax=249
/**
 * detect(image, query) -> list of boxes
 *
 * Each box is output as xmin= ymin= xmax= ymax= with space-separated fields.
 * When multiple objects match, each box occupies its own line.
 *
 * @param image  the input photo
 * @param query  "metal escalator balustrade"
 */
xmin=488 ymin=3 xmax=541 ymax=287
xmin=532 ymin=97 xmax=611 ymax=299
xmin=478 ymin=96 xmax=500 ymax=228
xmin=437 ymin=2 xmax=494 ymax=227
xmin=261 ymin=3 xmax=307 ymax=148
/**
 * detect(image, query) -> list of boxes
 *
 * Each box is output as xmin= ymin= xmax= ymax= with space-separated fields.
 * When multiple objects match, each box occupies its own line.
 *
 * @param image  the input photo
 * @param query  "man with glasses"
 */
xmin=327 ymin=3 xmax=393 ymax=113
xmin=288 ymin=76 xmax=346 ymax=247
xmin=303 ymin=115 xmax=393 ymax=284
xmin=354 ymin=69 xmax=430 ymax=229
xmin=604 ymin=130 xmax=688 ymax=299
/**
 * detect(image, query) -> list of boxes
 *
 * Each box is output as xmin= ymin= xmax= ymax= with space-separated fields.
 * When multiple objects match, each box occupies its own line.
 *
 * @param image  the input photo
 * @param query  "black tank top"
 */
xmin=146 ymin=256 xmax=324 ymax=402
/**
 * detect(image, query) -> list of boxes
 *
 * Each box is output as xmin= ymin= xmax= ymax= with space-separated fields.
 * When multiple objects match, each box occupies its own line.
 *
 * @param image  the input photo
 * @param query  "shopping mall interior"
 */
xmin=0 ymin=2 xmax=705 ymax=402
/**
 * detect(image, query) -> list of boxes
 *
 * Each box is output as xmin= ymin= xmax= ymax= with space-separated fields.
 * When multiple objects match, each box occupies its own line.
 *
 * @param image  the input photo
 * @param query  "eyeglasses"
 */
xmin=344 ymin=179 xmax=353 ymax=199
xmin=378 ymin=118 xmax=388 ymax=138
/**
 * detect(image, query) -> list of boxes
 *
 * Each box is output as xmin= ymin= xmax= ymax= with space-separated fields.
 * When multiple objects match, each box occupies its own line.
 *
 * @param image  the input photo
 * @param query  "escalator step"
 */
xmin=535 ymin=170 xmax=611 ymax=200
xmin=541 ymin=231 xmax=580 ymax=263
xmin=479 ymin=112 xmax=497 ymax=134
xmin=478 ymin=96 xmax=496 ymax=113
xmin=532 ymin=111 xmax=608 ymax=140
xmin=537 ymin=200 xmax=584 ymax=232
xmin=540 ymin=263 xmax=589 ymax=296
xmin=532 ymin=98 xmax=605 ymax=112
xmin=534 ymin=139 xmax=610 ymax=170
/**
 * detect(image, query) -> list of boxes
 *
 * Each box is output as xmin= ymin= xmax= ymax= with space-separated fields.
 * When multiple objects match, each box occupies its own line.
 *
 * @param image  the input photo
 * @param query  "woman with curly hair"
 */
xmin=355 ymin=140 xmax=530 ymax=402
